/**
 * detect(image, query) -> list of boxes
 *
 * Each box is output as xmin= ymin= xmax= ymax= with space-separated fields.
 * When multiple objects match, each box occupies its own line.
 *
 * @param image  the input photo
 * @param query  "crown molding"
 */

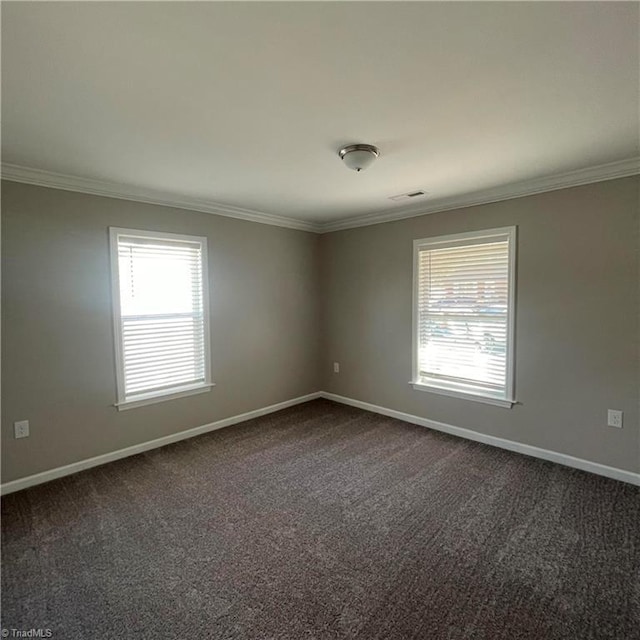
xmin=318 ymin=156 xmax=640 ymax=233
xmin=3 ymin=157 xmax=638 ymax=235
xmin=0 ymin=163 xmax=321 ymax=233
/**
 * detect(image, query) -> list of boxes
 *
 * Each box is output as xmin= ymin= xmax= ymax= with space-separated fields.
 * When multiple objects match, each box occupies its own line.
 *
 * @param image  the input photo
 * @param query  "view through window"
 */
xmin=413 ymin=227 xmax=516 ymax=405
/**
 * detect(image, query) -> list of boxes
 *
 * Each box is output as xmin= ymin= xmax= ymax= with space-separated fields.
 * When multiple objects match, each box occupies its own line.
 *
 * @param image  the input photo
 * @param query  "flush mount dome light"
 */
xmin=338 ymin=144 xmax=380 ymax=172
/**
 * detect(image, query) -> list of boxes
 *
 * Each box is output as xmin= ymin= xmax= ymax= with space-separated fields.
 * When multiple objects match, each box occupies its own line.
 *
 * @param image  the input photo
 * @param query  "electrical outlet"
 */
xmin=607 ymin=410 xmax=623 ymax=429
xmin=333 ymin=362 xmax=340 ymax=373
xmin=14 ymin=420 xmax=30 ymax=439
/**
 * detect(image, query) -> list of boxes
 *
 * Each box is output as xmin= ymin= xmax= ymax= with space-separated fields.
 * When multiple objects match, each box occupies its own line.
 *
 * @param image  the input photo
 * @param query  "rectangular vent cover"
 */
xmin=389 ymin=190 xmax=428 ymax=202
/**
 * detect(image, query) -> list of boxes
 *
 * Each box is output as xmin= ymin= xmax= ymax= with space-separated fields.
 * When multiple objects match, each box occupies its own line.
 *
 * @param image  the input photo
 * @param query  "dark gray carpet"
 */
xmin=2 ymin=399 xmax=639 ymax=639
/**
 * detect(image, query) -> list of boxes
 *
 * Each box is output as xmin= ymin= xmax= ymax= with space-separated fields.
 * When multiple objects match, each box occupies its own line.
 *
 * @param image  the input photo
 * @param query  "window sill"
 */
xmin=410 ymin=381 xmax=514 ymax=408
xmin=115 ymin=383 xmax=215 ymax=411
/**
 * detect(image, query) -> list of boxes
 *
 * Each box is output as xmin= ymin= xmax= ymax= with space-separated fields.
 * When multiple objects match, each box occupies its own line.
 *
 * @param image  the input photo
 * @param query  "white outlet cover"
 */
xmin=14 ymin=420 xmax=30 ymax=438
xmin=607 ymin=409 xmax=623 ymax=428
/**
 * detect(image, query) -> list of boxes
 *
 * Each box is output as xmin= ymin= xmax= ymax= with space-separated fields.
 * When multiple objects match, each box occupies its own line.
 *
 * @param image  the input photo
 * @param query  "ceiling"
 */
xmin=2 ymin=1 xmax=639 ymax=229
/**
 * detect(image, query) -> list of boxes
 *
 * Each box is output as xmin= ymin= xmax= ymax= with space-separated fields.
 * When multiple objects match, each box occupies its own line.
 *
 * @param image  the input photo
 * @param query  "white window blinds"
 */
xmin=110 ymin=229 xmax=211 ymax=408
xmin=413 ymin=228 xmax=516 ymax=404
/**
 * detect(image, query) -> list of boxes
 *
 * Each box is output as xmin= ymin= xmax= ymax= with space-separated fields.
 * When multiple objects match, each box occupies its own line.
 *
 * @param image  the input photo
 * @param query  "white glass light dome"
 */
xmin=338 ymin=144 xmax=380 ymax=172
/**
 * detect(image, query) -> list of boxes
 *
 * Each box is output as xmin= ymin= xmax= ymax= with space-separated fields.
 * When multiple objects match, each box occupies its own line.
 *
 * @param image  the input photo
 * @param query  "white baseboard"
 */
xmin=3 ymin=390 xmax=638 ymax=495
xmin=0 ymin=392 xmax=322 ymax=495
xmin=320 ymin=392 xmax=640 ymax=487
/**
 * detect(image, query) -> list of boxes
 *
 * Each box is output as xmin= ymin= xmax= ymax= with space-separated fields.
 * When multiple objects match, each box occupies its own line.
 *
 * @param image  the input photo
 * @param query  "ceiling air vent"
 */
xmin=388 ymin=190 xmax=428 ymax=202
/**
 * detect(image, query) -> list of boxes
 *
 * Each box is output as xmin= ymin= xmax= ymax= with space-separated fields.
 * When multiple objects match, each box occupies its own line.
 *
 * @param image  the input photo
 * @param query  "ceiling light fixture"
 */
xmin=338 ymin=144 xmax=380 ymax=172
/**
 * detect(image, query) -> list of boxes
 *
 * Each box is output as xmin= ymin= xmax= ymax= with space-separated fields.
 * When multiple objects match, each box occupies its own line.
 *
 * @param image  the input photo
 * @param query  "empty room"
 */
xmin=1 ymin=2 xmax=639 ymax=639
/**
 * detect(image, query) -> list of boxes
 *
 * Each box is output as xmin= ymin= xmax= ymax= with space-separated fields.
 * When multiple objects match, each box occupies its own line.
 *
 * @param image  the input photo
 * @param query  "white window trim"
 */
xmin=109 ymin=227 xmax=213 ymax=411
xmin=114 ymin=383 xmax=215 ymax=411
xmin=411 ymin=226 xmax=517 ymax=408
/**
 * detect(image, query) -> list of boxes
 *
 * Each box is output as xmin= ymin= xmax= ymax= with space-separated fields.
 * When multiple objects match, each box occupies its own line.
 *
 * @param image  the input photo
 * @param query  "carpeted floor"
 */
xmin=2 ymin=399 xmax=639 ymax=639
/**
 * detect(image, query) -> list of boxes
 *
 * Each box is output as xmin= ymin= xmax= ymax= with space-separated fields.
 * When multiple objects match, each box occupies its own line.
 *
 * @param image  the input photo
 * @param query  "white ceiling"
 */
xmin=2 ymin=1 xmax=639 ymax=227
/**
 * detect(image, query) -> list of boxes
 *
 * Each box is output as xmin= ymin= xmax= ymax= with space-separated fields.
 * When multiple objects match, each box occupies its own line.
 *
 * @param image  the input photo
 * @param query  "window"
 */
xmin=412 ymin=227 xmax=516 ymax=407
xmin=109 ymin=228 xmax=212 ymax=410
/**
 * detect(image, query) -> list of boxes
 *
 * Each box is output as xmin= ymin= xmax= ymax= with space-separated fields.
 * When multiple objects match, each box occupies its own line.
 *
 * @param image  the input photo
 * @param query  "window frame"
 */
xmin=411 ymin=226 xmax=517 ymax=408
xmin=109 ymin=227 xmax=213 ymax=411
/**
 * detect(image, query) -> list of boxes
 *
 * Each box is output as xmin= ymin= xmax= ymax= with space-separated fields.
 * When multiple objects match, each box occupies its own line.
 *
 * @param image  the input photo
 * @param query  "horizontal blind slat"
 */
xmin=125 ymin=359 xmax=205 ymax=374
xmin=123 ymin=336 xmax=204 ymax=350
xmin=126 ymin=367 xmax=203 ymax=381
xmin=123 ymin=326 xmax=204 ymax=339
xmin=123 ymin=345 xmax=205 ymax=359
xmin=126 ymin=365 xmax=204 ymax=383
xmin=127 ymin=378 xmax=206 ymax=396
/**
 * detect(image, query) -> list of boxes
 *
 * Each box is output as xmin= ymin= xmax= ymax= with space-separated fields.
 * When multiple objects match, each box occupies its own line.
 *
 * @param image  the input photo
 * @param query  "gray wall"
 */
xmin=1 ymin=181 xmax=322 ymax=482
xmin=2 ymin=176 xmax=639 ymax=484
xmin=320 ymin=177 xmax=640 ymax=473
